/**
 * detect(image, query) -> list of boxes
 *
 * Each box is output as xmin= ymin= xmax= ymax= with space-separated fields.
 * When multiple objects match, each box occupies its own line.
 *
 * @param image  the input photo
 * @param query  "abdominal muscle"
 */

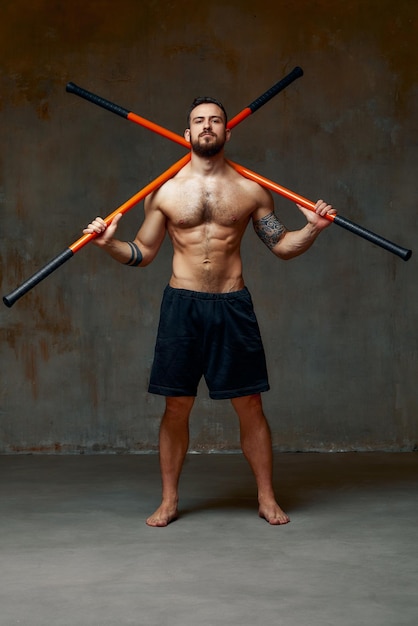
xmin=168 ymin=224 xmax=246 ymax=293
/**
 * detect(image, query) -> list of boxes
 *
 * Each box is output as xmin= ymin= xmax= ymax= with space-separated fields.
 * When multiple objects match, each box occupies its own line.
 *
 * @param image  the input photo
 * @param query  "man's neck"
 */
xmin=189 ymin=150 xmax=227 ymax=176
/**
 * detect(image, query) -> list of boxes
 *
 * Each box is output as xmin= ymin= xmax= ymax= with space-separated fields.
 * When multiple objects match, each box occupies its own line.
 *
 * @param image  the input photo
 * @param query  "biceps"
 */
xmin=135 ymin=209 xmax=167 ymax=259
xmin=253 ymin=212 xmax=286 ymax=250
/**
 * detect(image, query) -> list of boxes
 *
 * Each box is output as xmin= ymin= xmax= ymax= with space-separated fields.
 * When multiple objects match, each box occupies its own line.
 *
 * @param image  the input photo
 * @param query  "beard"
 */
xmin=190 ymin=133 xmax=226 ymax=157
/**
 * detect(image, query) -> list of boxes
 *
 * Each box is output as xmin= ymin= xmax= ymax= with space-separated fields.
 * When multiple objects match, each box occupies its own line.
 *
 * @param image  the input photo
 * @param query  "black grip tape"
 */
xmin=333 ymin=215 xmax=412 ymax=261
xmin=248 ymin=66 xmax=304 ymax=113
xmin=3 ymin=248 xmax=74 ymax=308
xmin=66 ymin=82 xmax=130 ymax=119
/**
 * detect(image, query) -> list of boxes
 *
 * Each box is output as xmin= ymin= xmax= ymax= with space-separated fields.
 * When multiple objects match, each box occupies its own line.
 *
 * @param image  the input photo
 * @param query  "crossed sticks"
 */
xmin=3 ymin=68 xmax=411 ymax=308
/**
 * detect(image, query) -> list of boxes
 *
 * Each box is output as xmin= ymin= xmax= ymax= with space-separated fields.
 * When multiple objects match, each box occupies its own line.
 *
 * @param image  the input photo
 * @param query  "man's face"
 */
xmin=185 ymin=103 xmax=230 ymax=157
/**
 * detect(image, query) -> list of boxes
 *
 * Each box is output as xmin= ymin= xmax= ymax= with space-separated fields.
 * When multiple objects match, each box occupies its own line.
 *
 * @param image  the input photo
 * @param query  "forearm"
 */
xmin=83 ymin=211 xmax=164 ymax=266
xmin=99 ymin=238 xmax=143 ymax=266
xmin=272 ymin=222 xmax=322 ymax=260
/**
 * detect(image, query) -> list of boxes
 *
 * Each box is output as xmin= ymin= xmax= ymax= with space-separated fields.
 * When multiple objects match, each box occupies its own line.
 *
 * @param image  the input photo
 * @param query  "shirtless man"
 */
xmin=84 ymin=96 xmax=336 ymax=527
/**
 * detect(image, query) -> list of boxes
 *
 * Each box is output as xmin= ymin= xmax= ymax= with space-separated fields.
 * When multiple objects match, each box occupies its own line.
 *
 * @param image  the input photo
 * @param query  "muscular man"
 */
xmin=84 ymin=96 xmax=336 ymax=527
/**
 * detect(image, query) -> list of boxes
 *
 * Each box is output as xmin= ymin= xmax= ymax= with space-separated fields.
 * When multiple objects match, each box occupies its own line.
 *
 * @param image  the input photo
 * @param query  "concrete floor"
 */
xmin=0 ymin=452 xmax=417 ymax=626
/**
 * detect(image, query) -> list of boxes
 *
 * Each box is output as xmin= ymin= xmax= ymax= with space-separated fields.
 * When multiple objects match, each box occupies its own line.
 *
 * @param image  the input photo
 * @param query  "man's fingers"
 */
xmin=315 ymin=199 xmax=335 ymax=217
xmin=83 ymin=218 xmax=106 ymax=235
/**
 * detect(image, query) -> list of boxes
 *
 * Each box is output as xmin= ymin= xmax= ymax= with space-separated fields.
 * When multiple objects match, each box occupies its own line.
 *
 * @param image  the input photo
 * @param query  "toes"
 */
xmin=259 ymin=509 xmax=290 ymax=525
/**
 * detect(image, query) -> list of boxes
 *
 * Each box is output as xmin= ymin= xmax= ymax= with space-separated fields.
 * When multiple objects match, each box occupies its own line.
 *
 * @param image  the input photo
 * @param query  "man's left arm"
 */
xmin=253 ymin=199 xmax=336 ymax=260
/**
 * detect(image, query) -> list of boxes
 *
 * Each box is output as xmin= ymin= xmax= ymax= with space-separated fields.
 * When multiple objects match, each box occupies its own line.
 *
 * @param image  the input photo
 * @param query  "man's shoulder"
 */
xmin=145 ymin=170 xmax=189 ymax=213
xmin=232 ymin=168 xmax=272 ymax=199
xmin=159 ymin=165 xmax=193 ymax=191
xmin=148 ymin=174 xmax=182 ymax=200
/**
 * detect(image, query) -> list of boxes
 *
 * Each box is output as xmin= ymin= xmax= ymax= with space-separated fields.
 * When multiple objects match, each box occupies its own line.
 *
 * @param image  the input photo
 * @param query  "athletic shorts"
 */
xmin=148 ymin=285 xmax=270 ymax=399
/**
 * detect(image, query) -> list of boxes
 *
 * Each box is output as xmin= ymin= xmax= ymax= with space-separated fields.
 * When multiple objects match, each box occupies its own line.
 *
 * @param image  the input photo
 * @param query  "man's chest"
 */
xmin=161 ymin=179 xmax=255 ymax=228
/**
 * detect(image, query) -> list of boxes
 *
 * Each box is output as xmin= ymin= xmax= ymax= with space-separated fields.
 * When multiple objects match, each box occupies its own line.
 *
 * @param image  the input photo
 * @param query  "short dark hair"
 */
xmin=187 ymin=97 xmax=228 ymax=127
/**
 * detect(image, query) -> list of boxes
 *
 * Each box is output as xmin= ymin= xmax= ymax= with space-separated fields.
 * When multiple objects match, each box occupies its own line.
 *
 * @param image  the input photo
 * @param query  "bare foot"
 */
xmin=146 ymin=502 xmax=179 ymax=527
xmin=258 ymin=498 xmax=290 ymax=525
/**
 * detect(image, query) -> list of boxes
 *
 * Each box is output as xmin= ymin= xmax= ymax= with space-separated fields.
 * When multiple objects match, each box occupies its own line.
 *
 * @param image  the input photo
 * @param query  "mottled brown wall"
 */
xmin=1 ymin=0 xmax=417 ymax=452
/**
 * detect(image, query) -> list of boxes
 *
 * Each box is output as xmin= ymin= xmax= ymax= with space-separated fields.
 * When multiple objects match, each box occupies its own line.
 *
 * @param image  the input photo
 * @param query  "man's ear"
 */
xmin=225 ymin=128 xmax=231 ymax=142
xmin=184 ymin=128 xmax=191 ymax=142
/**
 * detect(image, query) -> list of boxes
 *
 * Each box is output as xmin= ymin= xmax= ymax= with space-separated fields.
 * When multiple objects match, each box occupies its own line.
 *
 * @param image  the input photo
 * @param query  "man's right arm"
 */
xmin=83 ymin=193 xmax=167 ymax=267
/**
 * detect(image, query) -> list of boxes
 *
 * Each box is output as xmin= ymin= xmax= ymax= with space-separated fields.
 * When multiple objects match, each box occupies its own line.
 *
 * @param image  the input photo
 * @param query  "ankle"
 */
xmin=161 ymin=493 xmax=179 ymax=507
xmin=257 ymin=489 xmax=277 ymax=505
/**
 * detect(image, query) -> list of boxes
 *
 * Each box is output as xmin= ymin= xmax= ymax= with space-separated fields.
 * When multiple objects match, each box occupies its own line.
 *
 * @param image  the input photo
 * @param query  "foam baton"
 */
xmin=64 ymin=79 xmax=411 ymax=262
xmin=3 ymin=67 xmax=304 ymax=307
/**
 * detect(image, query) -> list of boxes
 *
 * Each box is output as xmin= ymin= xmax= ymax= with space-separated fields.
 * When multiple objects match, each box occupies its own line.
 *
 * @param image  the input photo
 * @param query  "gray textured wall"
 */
xmin=1 ymin=0 xmax=417 ymax=452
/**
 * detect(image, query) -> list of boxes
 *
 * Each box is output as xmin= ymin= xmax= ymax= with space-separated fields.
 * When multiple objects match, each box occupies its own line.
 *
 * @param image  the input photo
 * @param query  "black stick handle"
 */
xmin=333 ymin=215 xmax=412 ymax=261
xmin=66 ymin=82 xmax=130 ymax=119
xmin=3 ymin=248 xmax=74 ymax=308
xmin=247 ymin=66 xmax=304 ymax=113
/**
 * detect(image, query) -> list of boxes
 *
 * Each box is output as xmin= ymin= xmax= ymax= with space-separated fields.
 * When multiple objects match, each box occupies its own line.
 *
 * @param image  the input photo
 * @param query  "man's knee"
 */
xmin=231 ymin=393 xmax=264 ymax=417
xmin=164 ymin=396 xmax=195 ymax=419
xmin=231 ymin=392 xmax=262 ymax=407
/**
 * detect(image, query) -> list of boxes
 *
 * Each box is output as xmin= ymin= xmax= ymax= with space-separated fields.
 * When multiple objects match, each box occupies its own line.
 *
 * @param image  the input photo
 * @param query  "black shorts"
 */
xmin=148 ymin=285 xmax=270 ymax=399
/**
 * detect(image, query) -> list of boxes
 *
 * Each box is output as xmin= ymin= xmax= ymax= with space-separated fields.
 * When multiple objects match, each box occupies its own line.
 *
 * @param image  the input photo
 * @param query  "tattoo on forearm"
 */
xmin=125 ymin=241 xmax=143 ymax=266
xmin=253 ymin=212 xmax=286 ymax=250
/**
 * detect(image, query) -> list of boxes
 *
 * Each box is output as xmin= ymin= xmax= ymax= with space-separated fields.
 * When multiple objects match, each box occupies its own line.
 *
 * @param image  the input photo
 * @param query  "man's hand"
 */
xmin=83 ymin=213 xmax=123 ymax=247
xmin=296 ymin=199 xmax=336 ymax=231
